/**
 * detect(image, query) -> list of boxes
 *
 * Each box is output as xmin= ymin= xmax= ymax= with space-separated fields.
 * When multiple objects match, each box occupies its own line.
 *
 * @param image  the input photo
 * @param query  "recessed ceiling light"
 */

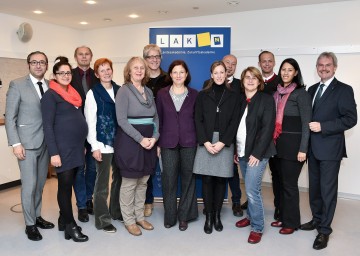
xmin=103 ymin=18 xmax=112 ymax=22
xmin=227 ymin=1 xmax=240 ymax=6
xmin=85 ymin=0 xmax=97 ymax=4
xmin=80 ymin=21 xmax=88 ymax=25
xmin=128 ymin=14 xmax=139 ymax=19
xmin=158 ymin=10 xmax=168 ymax=14
xmin=193 ymin=7 xmax=199 ymax=10
xmin=33 ymin=10 xmax=43 ymax=14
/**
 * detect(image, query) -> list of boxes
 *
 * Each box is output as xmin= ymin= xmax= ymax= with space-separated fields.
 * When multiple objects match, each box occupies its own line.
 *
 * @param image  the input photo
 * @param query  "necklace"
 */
xmin=216 ymin=89 xmax=225 ymax=113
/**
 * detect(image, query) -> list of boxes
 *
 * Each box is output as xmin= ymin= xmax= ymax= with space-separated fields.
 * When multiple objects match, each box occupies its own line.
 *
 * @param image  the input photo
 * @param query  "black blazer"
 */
xmin=195 ymin=86 xmax=241 ymax=146
xmin=308 ymin=78 xmax=357 ymax=160
xmin=71 ymin=67 xmax=100 ymax=105
xmin=238 ymin=92 xmax=276 ymax=160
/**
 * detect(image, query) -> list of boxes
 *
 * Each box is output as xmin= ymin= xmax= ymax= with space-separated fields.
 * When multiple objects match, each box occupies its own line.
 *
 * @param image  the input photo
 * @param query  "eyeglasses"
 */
xmin=56 ymin=71 xmax=72 ymax=77
xmin=29 ymin=60 xmax=47 ymax=66
xmin=145 ymin=55 xmax=161 ymax=60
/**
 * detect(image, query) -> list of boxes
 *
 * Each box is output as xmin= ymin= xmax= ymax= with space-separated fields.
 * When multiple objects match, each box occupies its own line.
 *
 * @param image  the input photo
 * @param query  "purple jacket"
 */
xmin=156 ymin=86 xmax=198 ymax=148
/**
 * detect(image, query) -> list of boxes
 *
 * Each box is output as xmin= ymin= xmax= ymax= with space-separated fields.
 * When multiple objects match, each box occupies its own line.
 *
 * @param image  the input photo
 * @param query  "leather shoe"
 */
xmin=279 ymin=227 xmax=297 ymax=234
xmin=313 ymin=233 xmax=329 ymax=250
xmin=271 ymin=221 xmax=283 ymax=228
xmin=144 ymin=204 xmax=153 ymax=217
xmin=78 ymin=209 xmax=89 ymax=222
xmin=86 ymin=200 xmax=94 ymax=215
xmin=300 ymin=220 xmax=318 ymax=231
xmin=235 ymin=218 xmax=250 ymax=228
xmin=248 ymin=231 xmax=262 ymax=244
xmin=36 ymin=216 xmax=55 ymax=229
xmin=179 ymin=221 xmax=188 ymax=231
xmin=232 ymin=204 xmax=243 ymax=217
xmin=164 ymin=223 xmax=174 ymax=228
xmin=25 ymin=225 xmax=42 ymax=241
xmin=103 ymin=224 xmax=117 ymax=233
xmin=65 ymin=222 xmax=88 ymax=242
xmin=136 ymin=220 xmax=154 ymax=230
xmin=240 ymin=201 xmax=248 ymax=210
xmin=126 ymin=224 xmax=142 ymax=236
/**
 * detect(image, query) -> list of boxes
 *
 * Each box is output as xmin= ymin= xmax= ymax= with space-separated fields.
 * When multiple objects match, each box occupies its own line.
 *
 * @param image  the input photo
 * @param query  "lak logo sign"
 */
xmin=156 ymin=32 xmax=224 ymax=48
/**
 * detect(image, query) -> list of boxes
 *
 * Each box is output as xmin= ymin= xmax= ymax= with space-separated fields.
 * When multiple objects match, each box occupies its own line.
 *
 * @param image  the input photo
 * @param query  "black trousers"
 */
xmin=308 ymin=152 xmax=340 ymax=235
xmin=161 ymin=146 xmax=198 ymax=225
xmin=202 ymin=175 xmax=226 ymax=213
xmin=275 ymin=157 xmax=304 ymax=228
xmin=269 ymin=157 xmax=281 ymax=210
xmin=57 ymin=168 xmax=77 ymax=225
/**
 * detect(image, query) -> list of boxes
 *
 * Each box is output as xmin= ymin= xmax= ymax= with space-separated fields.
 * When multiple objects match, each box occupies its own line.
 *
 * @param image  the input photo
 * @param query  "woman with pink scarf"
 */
xmin=270 ymin=58 xmax=312 ymax=235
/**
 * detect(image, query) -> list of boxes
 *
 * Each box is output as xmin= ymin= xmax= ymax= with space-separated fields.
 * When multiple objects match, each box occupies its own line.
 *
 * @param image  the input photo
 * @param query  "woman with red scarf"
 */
xmin=270 ymin=58 xmax=312 ymax=234
xmin=41 ymin=56 xmax=88 ymax=242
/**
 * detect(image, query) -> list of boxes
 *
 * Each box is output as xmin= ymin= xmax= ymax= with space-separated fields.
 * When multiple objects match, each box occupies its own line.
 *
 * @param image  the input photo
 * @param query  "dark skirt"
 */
xmin=114 ymin=124 xmax=157 ymax=179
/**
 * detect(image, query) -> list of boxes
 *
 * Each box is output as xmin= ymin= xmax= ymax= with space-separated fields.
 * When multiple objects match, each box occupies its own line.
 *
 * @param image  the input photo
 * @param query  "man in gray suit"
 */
xmin=5 ymin=51 xmax=54 ymax=241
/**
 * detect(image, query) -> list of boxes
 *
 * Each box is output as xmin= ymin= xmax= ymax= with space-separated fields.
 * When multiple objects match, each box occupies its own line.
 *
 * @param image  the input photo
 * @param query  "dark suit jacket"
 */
xmin=308 ymin=78 xmax=357 ymax=161
xmin=263 ymin=74 xmax=279 ymax=95
xmin=195 ymin=86 xmax=240 ymax=146
xmin=156 ymin=86 xmax=198 ymax=148
xmin=71 ymin=67 xmax=99 ymax=106
xmin=238 ymin=92 xmax=276 ymax=160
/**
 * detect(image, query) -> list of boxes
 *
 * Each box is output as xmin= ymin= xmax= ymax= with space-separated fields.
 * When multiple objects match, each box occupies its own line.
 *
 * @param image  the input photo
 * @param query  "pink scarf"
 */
xmin=49 ymin=80 xmax=82 ymax=107
xmin=273 ymin=83 xmax=297 ymax=142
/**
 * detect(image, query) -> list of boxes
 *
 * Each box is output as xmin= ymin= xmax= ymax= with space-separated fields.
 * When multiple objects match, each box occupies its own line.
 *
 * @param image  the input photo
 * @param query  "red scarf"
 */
xmin=273 ymin=83 xmax=297 ymax=142
xmin=49 ymin=80 xmax=82 ymax=108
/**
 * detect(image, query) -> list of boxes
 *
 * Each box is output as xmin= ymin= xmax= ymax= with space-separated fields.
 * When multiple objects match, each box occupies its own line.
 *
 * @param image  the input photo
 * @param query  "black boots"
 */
xmin=58 ymin=212 xmax=65 ymax=231
xmin=65 ymin=222 xmax=88 ymax=242
xmin=214 ymin=211 xmax=223 ymax=232
xmin=204 ymin=212 xmax=213 ymax=234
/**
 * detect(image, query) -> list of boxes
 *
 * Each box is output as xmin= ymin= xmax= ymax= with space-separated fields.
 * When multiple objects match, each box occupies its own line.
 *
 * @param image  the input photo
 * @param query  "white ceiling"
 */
xmin=0 ymin=0 xmax=352 ymax=30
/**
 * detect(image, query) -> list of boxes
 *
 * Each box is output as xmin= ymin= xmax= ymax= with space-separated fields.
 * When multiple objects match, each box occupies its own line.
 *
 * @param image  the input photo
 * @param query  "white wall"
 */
xmin=1 ymin=1 xmax=359 ymax=197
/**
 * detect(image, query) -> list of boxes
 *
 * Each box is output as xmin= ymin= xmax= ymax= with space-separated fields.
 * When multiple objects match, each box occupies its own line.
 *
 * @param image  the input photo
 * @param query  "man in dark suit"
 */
xmin=71 ymin=46 xmax=99 ymax=222
xmin=256 ymin=51 xmax=281 ymax=221
xmin=203 ymin=54 xmax=243 ymax=217
xmin=5 ymin=51 xmax=54 ymax=241
xmin=301 ymin=52 xmax=357 ymax=250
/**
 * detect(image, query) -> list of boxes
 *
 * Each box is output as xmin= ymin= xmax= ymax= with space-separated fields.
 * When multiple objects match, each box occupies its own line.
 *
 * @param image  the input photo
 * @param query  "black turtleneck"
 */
xmin=212 ymin=83 xmax=226 ymax=131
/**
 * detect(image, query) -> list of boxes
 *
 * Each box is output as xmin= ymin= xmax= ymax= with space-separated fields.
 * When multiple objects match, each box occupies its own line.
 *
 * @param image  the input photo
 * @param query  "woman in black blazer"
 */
xmin=193 ymin=61 xmax=240 ymax=234
xmin=270 ymin=58 xmax=312 ymax=234
xmin=234 ymin=67 xmax=276 ymax=244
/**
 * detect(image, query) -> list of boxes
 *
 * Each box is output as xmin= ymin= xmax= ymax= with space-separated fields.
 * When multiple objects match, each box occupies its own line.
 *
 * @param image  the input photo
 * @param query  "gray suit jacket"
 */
xmin=5 ymin=75 xmax=48 ymax=149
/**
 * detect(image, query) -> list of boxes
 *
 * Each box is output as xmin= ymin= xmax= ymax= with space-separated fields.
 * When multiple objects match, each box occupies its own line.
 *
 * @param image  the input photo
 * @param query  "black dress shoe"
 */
xmin=103 ymin=224 xmax=117 ymax=233
xmin=78 ymin=209 xmax=89 ymax=222
xmin=65 ymin=222 xmax=89 ymax=242
xmin=232 ymin=204 xmax=243 ymax=217
xmin=313 ymin=233 xmax=329 ymax=250
xmin=58 ymin=213 xmax=82 ymax=232
xmin=86 ymin=200 xmax=94 ymax=215
xmin=274 ymin=208 xmax=280 ymax=220
xmin=240 ymin=201 xmax=248 ymax=210
xmin=179 ymin=221 xmax=188 ymax=231
xmin=25 ymin=225 xmax=42 ymax=241
xmin=36 ymin=216 xmax=55 ymax=229
xmin=300 ymin=220 xmax=318 ymax=231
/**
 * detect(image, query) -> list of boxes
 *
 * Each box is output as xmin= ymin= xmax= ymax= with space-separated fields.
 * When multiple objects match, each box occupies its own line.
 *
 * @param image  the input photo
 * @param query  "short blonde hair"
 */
xmin=123 ymin=57 xmax=150 ymax=86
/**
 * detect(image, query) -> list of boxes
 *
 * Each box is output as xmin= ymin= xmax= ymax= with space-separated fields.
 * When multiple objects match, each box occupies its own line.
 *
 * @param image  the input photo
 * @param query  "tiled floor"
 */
xmin=0 ymin=177 xmax=359 ymax=256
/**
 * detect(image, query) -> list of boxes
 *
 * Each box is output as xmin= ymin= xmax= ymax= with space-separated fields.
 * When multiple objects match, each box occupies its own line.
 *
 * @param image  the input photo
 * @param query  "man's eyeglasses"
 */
xmin=146 ymin=55 xmax=161 ymax=60
xmin=29 ymin=60 xmax=47 ymax=66
xmin=56 ymin=71 xmax=72 ymax=77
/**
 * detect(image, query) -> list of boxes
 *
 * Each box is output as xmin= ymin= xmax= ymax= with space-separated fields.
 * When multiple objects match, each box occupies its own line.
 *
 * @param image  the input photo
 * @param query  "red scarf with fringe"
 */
xmin=273 ymin=83 xmax=297 ymax=142
xmin=49 ymin=80 xmax=82 ymax=107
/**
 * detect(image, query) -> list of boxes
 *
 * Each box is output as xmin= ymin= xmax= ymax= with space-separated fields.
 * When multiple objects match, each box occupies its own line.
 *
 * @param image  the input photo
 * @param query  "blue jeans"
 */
xmin=239 ymin=157 xmax=268 ymax=233
xmin=74 ymin=143 xmax=97 ymax=209
xmin=228 ymin=163 xmax=241 ymax=204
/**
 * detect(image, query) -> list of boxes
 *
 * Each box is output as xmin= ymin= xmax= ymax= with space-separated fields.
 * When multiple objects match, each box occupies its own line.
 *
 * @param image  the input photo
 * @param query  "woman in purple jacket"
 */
xmin=156 ymin=60 xmax=198 ymax=231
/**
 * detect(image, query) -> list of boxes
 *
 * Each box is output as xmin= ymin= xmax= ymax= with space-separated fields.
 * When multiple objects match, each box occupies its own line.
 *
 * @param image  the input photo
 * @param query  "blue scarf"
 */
xmin=92 ymin=82 xmax=120 ymax=147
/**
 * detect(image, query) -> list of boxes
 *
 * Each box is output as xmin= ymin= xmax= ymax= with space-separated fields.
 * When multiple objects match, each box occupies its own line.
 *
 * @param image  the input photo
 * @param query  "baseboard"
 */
xmin=0 ymin=180 xmax=21 ymax=191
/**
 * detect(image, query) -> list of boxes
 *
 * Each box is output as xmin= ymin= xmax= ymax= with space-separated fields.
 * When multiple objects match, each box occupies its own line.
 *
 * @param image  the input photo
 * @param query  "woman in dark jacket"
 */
xmin=41 ymin=56 xmax=88 ymax=242
xmin=156 ymin=60 xmax=198 ymax=231
xmin=234 ymin=67 xmax=276 ymax=244
xmin=193 ymin=61 xmax=240 ymax=234
xmin=270 ymin=58 xmax=312 ymax=234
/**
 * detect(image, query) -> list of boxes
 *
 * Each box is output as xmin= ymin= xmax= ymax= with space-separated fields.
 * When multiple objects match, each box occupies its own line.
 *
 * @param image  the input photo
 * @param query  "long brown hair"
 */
xmin=203 ymin=61 xmax=231 ymax=91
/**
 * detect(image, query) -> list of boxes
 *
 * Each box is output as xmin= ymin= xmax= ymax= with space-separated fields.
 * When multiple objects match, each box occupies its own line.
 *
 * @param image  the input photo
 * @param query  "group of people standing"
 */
xmin=5 ymin=44 xmax=357 ymax=251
